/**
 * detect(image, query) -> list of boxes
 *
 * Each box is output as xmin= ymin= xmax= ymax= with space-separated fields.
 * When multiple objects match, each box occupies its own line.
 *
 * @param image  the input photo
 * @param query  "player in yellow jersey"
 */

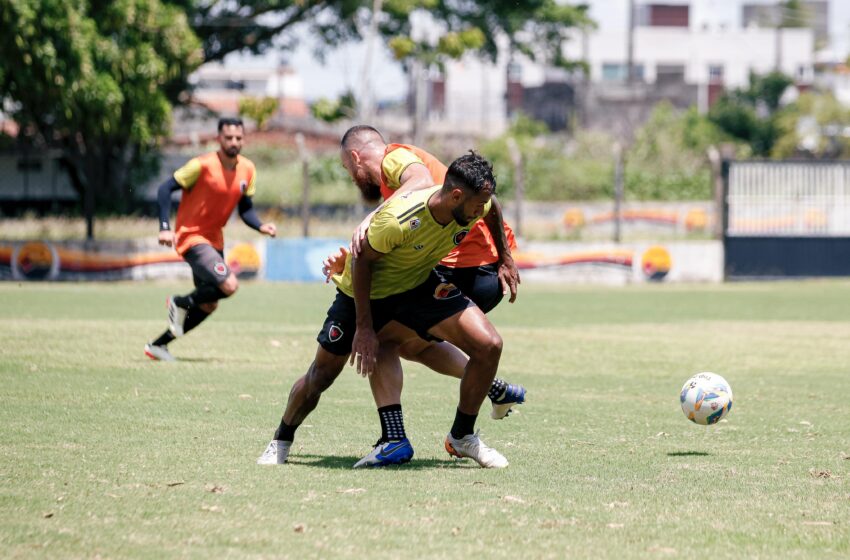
xmin=259 ymin=152 xmax=513 ymax=468
xmin=328 ymin=126 xmax=523 ymax=467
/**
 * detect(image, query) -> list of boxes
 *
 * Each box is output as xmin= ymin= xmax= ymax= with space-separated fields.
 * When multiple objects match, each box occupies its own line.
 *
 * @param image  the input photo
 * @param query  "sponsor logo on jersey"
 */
xmin=213 ymin=262 xmax=228 ymax=276
xmin=453 ymin=230 xmax=469 ymax=245
xmin=433 ymin=282 xmax=461 ymax=300
xmin=328 ymin=324 xmax=344 ymax=342
xmin=409 ymin=218 xmax=421 ymax=231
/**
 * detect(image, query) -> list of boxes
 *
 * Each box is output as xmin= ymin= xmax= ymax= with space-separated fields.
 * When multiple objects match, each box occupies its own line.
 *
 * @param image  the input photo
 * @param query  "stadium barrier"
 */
xmin=0 ymin=237 xmax=722 ymax=284
xmin=513 ymin=241 xmax=723 ymax=284
xmin=0 ymin=239 xmax=265 ymax=282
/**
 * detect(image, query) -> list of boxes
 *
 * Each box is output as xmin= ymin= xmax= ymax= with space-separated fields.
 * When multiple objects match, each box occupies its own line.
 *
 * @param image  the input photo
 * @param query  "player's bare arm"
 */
xmin=483 ymin=197 xmax=520 ymax=302
xmin=351 ymin=162 xmax=434 ymax=257
xmin=350 ymin=238 xmax=384 ymax=377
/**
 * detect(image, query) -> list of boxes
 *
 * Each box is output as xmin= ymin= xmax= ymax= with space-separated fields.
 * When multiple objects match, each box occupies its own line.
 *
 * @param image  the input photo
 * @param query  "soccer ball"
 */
xmin=680 ymin=372 xmax=733 ymax=425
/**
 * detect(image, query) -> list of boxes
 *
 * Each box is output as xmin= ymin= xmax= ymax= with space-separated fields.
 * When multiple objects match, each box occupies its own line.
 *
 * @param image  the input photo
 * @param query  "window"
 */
xmin=601 ymin=63 xmax=644 ymax=82
xmin=708 ymin=64 xmax=724 ymax=83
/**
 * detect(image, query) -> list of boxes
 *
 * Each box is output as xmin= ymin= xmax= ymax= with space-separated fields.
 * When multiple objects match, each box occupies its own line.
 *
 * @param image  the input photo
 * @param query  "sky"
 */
xmin=230 ymin=0 xmax=850 ymax=102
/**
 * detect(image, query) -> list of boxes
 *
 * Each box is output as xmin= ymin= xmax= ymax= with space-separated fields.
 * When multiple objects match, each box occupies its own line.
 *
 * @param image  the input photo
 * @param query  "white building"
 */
xmin=436 ymin=0 xmax=818 ymax=135
xmin=189 ymin=62 xmax=309 ymax=119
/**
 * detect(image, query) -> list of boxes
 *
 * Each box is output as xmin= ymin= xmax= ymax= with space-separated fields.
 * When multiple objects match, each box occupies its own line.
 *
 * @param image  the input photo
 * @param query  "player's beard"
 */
xmin=355 ymin=176 xmax=382 ymax=203
xmin=451 ymin=204 xmax=472 ymax=226
xmin=223 ymin=146 xmax=240 ymax=158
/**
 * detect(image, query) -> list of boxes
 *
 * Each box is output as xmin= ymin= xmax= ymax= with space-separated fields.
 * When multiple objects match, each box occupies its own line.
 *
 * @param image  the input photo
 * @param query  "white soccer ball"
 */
xmin=680 ymin=372 xmax=733 ymax=425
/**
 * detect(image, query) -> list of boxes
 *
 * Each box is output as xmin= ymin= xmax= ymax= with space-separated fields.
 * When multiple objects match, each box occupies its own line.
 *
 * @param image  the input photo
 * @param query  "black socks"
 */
xmin=488 ymin=378 xmax=508 ymax=401
xmin=378 ymin=404 xmax=406 ymax=442
xmin=450 ymin=409 xmax=477 ymax=440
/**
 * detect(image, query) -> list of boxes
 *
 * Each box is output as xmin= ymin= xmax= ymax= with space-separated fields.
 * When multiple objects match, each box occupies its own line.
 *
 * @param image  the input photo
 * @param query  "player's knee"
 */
xmin=471 ymin=331 xmax=502 ymax=363
xmin=200 ymin=301 xmax=218 ymax=313
xmin=307 ymin=363 xmax=341 ymax=394
xmin=219 ymin=276 xmax=238 ymax=297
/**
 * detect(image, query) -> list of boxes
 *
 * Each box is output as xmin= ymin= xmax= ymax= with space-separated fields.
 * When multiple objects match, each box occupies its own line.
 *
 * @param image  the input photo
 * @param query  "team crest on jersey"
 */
xmin=213 ymin=262 xmax=227 ymax=276
xmin=433 ymin=282 xmax=461 ymax=300
xmin=409 ymin=218 xmax=421 ymax=231
xmin=328 ymin=324 xmax=344 ymax=342
xmin=240 ymin=180 xmax=248 ymax=194
xmin=453 ymin=230 xmax=469 ymax=245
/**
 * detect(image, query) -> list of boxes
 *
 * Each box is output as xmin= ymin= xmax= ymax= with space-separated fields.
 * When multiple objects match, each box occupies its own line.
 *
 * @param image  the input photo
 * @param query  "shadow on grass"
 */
xmin=170 ymin=357 xmax=217 ymax=363
xmin=667 ymin=451 xmax=710 ymax=457
xmin=288 ymin=454 xmax=473 ymax=470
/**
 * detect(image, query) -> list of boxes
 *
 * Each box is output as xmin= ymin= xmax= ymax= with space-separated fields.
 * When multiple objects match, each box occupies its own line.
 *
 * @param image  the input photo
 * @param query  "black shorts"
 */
xmin=184 ymin=244 xmax=230 ymax=287
xmin=317 ymin=270 xmax=476 ymax=356
xmin=434 ymin=263 xmax=503 ymax=313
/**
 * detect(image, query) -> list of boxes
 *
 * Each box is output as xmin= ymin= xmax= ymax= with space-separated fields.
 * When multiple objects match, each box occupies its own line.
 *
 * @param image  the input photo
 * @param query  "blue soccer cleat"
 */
xmin=490 ymin=383 xmax=527 ymax=419
xmin=353 ymin=438 xmax=414 ymax=468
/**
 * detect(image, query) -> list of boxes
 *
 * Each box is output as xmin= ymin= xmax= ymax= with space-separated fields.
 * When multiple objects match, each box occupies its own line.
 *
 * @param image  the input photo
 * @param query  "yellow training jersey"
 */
xmin=332 ymin=186 xmax=492 ymax=299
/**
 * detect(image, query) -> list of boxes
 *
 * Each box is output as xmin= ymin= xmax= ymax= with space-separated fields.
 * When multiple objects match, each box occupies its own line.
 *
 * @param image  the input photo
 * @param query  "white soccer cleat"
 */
xmin=144 ymin=343 xmax=176 ymax=362
xmin=444 ymin=430 xmax=509 ymax=468
xmin=167 ymin=296 xmax=187 ymax=337
xmin=257 ymin=440 xmax=291 ymax=465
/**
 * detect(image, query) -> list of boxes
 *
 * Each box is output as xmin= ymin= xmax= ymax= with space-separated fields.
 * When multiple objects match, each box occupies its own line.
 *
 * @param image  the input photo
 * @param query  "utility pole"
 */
xmin=359 ymin=0 xmax=383 ymax=122
xmin=626 ymin=0 xmax=636 ymax=83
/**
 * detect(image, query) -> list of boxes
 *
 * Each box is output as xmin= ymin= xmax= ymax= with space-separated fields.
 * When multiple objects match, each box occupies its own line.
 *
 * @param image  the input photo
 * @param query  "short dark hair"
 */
xmin=218 ymin=117 xmax=244 ymax=132
xmin=443 ymin=151 xmax=496 ymax=195
xmin=340 ymin=125 xmax=385 ymax=148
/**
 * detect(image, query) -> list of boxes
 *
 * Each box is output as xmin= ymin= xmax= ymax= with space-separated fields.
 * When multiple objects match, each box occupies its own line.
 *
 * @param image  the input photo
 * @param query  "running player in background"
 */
xmin=144 ymin=117 xmax=276 ymax=361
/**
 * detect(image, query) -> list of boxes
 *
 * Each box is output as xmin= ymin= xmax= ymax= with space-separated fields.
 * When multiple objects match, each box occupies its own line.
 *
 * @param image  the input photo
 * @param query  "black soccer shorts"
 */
xmin=316 ymin=270 xmax=475 ymax=356
xmin=434 ymin=263 xmax=503 ymax=313
xmin=183 ymin=243 xmax=230 ymax=287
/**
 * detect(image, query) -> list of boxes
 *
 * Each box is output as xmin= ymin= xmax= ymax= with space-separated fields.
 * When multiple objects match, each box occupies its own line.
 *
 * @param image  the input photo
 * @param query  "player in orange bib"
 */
xmin=144 ymin=118 xmax=276 ymax=361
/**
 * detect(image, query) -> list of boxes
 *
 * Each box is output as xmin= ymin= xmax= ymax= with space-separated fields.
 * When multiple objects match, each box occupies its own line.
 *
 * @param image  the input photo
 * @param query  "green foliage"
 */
xmin=625 ymin=103 xmax=726 ymax=200
xmin=311 ymin=91 xmax=357 ymax=123
xmin=0 ymin=0 xmax=202 ymax=214
xmin=384 ymin=1 xmax=592 ymax=69
xmin=238 ymin=96 xmax=279 ymax=131
xmin=772 ymin=91 xmax=850 ymax=158
xmin=186 ymin=1 xmax=592 ymax=73
xmin=480 ymin=107 xmax=725 ymax=201
xmin=482 ymin=117 xmax=616 ymax=201
xmin=709 ymin=71 xmax=793 ymax=156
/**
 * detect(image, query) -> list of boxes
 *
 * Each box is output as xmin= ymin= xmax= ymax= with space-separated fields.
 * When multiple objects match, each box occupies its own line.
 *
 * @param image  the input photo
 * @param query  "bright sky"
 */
xmin=234 ymin=0 xmax=850 ymax=102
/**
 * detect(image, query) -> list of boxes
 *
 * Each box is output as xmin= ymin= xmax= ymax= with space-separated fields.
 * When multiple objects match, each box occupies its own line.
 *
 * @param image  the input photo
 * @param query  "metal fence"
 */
xmin=727 ymin=161 xmax=850 ymax=237
xmin=724 ymin=160 xmax=850 ymax=278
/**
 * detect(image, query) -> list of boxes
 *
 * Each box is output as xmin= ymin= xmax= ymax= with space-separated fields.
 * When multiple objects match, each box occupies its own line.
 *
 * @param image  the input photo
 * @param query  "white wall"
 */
xmin=562 ymin=27 xmax=814 ymax=89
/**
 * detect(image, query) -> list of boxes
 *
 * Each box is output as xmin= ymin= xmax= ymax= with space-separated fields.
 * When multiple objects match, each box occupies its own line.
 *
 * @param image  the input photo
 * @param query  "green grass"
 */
xmin=1 ymin=281 xmax=849 ymax=559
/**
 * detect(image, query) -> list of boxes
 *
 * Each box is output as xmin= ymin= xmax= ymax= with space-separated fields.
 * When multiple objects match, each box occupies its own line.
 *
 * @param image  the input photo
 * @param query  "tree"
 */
xmin=772 ymin=91 xmax=850 ymax=159
xmin=708 ymin=71 xmax=793 ymax=156
xmin=239 ymin=96 xmax=280 ymax=130
xmin=183 ymin=1 xmax=592 ymax=139
xmin=182 ymin=1 xmax=591 ymax=67
xmin=0 ymin=0 xmax=202 ymax=235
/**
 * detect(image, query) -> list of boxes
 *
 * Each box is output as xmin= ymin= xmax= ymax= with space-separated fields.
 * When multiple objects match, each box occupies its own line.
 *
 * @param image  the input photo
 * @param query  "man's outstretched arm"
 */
xmin=482 ymin=196 xmax=520 ymax=303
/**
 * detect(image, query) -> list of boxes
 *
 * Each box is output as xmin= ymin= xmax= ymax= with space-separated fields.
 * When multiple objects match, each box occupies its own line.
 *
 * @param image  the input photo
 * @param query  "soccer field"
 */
xmin=1 ymin=281 xmax=849 ymax=558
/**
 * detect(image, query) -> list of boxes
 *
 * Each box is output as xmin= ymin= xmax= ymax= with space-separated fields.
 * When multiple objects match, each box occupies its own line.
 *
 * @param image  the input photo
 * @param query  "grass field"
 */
xmin=1 ymin=280 xmax=849 ymax=559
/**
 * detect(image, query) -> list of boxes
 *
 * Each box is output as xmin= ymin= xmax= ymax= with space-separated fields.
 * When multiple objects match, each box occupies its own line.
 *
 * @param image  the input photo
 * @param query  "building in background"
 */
xmin=426 ymin=0 xmax=819 ymax=136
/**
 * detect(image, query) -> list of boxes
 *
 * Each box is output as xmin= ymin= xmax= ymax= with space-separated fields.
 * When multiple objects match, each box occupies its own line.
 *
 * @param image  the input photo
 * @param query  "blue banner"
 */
xmin=265 ymin=238 xmax=347 ymax=282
